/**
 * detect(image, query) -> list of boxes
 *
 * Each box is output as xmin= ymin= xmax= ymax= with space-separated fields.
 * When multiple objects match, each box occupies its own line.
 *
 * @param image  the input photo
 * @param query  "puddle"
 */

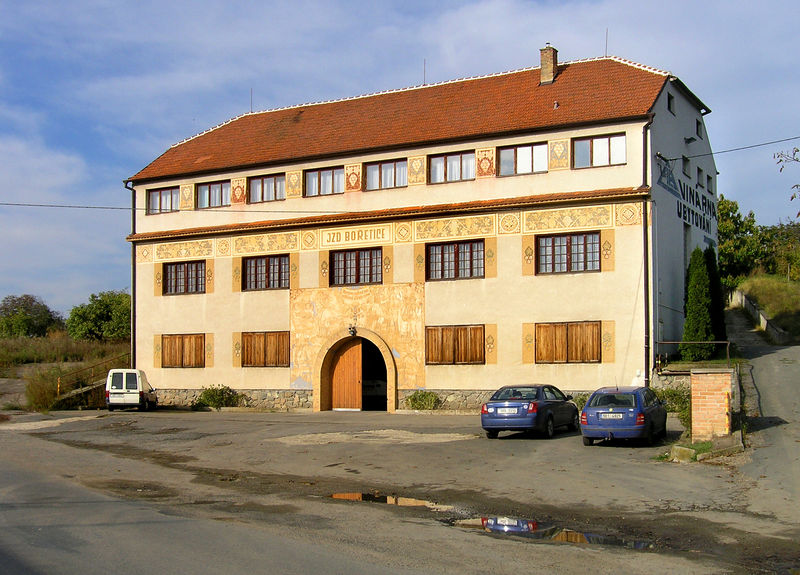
xmin=330 ymin=492 xmax=453 ymax=512
xmin=448 ymin=516 xmax=654 ymax=550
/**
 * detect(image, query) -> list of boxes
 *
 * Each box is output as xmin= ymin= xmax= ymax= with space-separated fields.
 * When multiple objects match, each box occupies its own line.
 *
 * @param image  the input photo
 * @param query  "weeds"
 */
xmin=193 ymin=385 xmax=244 ymax=410
xmin=405 ymin=390 xmax=442 ymax=410
xmin=0 ymin=335 xmax=128 ymax=368
xmin=655 ymin=386 xmax=692 ymax=435
xmin=24 ymin=366 xmax=64 ymax=411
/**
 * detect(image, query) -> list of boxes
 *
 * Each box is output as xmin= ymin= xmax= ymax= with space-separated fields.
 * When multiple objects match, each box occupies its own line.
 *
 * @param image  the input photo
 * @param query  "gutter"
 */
xmin=642 ymin=113 xmax=655 ymax=386
xmin=124 ymin=179 xmax=136 ymax=368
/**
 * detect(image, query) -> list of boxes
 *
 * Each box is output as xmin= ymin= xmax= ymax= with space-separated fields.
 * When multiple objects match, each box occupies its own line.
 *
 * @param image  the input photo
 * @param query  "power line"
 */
xmin=663 ymin=135 xmax=800 ymax=161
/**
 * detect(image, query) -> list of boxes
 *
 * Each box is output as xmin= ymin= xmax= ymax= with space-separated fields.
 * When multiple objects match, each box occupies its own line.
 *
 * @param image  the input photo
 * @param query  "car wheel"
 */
xmin=485 ymin=430 xmax=498 ymax=439
xmin=107 ymin=406 xmax=114 ymax=412
xmin=643 ymin=424 xmax=654 ymax=446
xmin=657 ymin=421 xmax=667 ymax=439
xmin=543 ymin=416 xmax=555 ymax=439
xmin=568 ymin=412 xmax=579 ymax=431
xmin=582 ymin=436 xmax=594 ymax=446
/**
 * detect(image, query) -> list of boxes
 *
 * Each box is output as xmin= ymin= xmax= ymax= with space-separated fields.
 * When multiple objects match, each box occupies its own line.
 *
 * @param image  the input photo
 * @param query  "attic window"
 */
xmin=667 ymin=93 xmax=675 ymax=115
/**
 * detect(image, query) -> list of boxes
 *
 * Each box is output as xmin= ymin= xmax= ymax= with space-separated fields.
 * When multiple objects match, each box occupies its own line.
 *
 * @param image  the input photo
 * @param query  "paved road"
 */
xmin=727 ymin=309 xmax=800 ymax=524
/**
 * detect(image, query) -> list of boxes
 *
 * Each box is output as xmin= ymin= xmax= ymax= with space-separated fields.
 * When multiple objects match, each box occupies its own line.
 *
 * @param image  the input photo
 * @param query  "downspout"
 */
xmin=642 ymin=113 xmax=655 ymax=386
xmin=124 ymin=179 xmax=136 ymax=369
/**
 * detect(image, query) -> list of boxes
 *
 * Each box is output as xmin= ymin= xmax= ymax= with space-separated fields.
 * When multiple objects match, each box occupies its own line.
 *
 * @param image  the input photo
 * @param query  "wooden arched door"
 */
xmin=331 ymin=338 xmax=362 ymax=410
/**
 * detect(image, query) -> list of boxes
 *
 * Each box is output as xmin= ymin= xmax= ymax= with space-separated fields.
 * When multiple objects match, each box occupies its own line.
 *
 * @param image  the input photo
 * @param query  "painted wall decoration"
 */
xmin=523 ymin=206 xmax=612 ymax=233
xmin=415 ymin=215 xmax=495 ymax=241
xmin=615 ymin=203 xmax=642 ymax=226
xmin=216 ymin=238 xmax=231 ymax=257
xmin=286 ymin=171 xmax=302 ymax=198
xmin=499 ymin=213 xmax=520 ymax=234
xmin=407 ymin=156 xmax=426 ymax=185
xmin=137 ymin=245 xmax=154 ymax=263
xmin=155 ymin=240 xmax=213 ymax=261
xmin=320 ymin=224 xmax=392 ymax=248
xmin=234 ymin=232 xmax=300 ymax=255
xmin=231 ymin=178 xmax=247 ymax=205
xmin=180 ymin=184 xmax=194 ymax=210
xmin=289 ymin=283 xmax=426 ymax=391
xmin=476 ymin=148 xmax=495 ymax=178
xmin=548 ymin=140 xmax=570 ymax=170
xmin=345 ymin=165 xmax=362 ymax=192
xmin=302 ymin=231 xmax=318 ymax=250
xmin=394 ymin=222 xmax=413 ymax=243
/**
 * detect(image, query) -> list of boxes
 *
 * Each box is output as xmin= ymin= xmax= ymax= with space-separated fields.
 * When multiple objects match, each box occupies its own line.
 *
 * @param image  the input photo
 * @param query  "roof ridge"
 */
xmin=169 ymin=55 xmax=668 ymax=149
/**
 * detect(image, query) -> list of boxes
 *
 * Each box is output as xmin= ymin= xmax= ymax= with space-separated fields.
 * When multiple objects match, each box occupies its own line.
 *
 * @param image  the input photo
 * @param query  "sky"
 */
xmin=1 ymin=0 xmax=798 ymax=315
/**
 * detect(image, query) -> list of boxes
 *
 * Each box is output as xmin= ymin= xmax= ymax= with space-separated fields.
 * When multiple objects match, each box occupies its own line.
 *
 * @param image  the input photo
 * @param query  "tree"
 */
xmin=775 ymin=147 xmax=800 ymax=218
xmin=66 ymin=291 xmax=131 ymax=342
xmin=761 ymin=221 xmax=800 ymax=281
xmin=680 ymin=247 xmax=714 ymax=361
xmin=717 ymin=194 xmax=765 ymax=290
xmin=704 ymin=246 xmax=727 ymax=342
xmin=0 ymin=294 xmax=64 ymax=338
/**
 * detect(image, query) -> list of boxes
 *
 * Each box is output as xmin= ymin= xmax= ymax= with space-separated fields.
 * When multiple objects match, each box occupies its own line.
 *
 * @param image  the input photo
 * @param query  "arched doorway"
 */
xmin=328 ymin=337 xmax=387 ymax=411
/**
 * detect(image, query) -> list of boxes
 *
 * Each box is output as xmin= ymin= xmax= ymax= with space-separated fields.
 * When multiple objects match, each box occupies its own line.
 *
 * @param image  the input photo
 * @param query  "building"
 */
xmin=125 ymin=46 xmax=717 ymax=411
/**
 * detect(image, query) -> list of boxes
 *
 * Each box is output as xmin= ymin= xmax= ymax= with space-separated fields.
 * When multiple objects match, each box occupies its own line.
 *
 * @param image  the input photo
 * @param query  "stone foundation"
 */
xmin=156 ymin=389 xmax=313 ymax=411
xmin=397 ymin=389 xmax=494 ymax=410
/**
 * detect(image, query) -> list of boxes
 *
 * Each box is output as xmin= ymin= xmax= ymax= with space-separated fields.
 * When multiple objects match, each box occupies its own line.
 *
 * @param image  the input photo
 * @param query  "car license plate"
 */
xmin=498 ymin=408 xmax=517 ymax=415
xmin=497 ymin=517 xmax=517 ymax=526
xmin=600 ymin=413 xmax=623 ymax=419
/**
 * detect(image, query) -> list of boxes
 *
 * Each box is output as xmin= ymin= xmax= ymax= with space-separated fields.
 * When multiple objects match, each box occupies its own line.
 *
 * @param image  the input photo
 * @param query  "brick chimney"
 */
xmin=540 ymin=44 xmax=558 ymax=85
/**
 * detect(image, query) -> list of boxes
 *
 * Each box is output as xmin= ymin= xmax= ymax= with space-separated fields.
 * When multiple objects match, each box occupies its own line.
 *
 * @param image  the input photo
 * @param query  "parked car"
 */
xmin=579 ymin=386 xmax=667 ymax=446
xmin=480 ymin=384 xmax=579 ymax=439
xmin=105 ymin=369 xmax=158 ymax=411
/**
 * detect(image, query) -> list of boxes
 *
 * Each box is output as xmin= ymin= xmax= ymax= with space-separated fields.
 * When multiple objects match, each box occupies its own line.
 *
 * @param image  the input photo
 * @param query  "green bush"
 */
xmin=194 ymin=385 xmax=243 ymax=410
xmin=571 ymin=393 xmax=589 ymax=411
xmin=405 ymin=390 xmax=441 ymax=410
xmin=655 ymin=386 xmax=691 ymax=434
xmin=680 ymin=248 xmax=715 ymax=361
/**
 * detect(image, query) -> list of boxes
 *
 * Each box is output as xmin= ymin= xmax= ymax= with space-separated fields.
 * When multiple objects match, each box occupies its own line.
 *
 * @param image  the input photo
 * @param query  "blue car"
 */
xmin=481 ymin=384 xmax=579 ymax=439
xmin=580 ymin=386 xmax=667 ymax=446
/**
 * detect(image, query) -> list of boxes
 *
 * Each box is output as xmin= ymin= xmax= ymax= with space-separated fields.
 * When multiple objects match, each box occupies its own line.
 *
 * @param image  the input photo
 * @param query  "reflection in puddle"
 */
xmin=451 ymin=517 xmax=654 ymax=550
xmin=330 ymin=492 xmax=453 ymax=512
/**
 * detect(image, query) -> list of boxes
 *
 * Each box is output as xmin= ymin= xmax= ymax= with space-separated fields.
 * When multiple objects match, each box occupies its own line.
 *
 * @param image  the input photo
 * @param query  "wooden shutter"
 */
xmin=265 ymin=332 xmax=279 ymax=366
xmin=162 ymin=335 xmax=182 ymax=367
xmin=455 ymin=325 xmax=484 ymax=364
xmin=184 ymin=334 xmax=205 ymax=367
xmin=426 ymin=327 xmax=443 ymax=364
xmin=567 ymin=321 xmax=601 ymax=363
xmin=277 ymin=332 xmax=290 ymax=367
xmin=535 ymin=323 xmax=567 ymax=363
xmin=440 ymin=326 xmax=455 ymax=364
xmin=243 ymin=332 xmax=265 ymax=367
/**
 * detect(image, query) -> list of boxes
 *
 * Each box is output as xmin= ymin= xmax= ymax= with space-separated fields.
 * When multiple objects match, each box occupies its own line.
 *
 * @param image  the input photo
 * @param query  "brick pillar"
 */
xmin=691 ymin=369 xmax=734 ymax=442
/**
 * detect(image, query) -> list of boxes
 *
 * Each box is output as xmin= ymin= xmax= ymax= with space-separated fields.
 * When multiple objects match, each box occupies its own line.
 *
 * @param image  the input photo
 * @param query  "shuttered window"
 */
xmin=242 ymin=331 xmax=290 ymax=367
xmin=164 ymin=261 xmax=206 ymax=294
xmin=162 ymin=334 xmax=205 ymax=368
xmin=535 ymin=321 xmax=601 ymax=363
xmin=425 ymin=325 xmax=485 ymax=365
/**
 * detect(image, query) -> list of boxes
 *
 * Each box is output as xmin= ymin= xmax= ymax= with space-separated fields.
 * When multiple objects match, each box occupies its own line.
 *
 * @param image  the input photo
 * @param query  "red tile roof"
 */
xmin=129 ymin=57 xmax=670 ymax=184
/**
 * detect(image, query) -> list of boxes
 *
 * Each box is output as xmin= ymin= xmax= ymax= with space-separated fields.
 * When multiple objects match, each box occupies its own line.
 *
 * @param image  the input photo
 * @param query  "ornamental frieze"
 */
xmin=234 ymin=232 xmax=299 ymax=254
xmin=523 ymin=206 xmax=612 ymax=233
xmin=415 ymin=215 xmax=495 ymax=241
xmin=615 ymin=203 xmax=642 ymax=226
xmin=407 ymin=156 xmax=426 ymax=185
xmin=155 ymin=240 xmax=213 ymax=261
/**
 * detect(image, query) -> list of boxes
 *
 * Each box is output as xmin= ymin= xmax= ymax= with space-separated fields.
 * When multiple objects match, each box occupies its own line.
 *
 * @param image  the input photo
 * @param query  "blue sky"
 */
xmin=1 ymin=0 xmax=798 ymax=315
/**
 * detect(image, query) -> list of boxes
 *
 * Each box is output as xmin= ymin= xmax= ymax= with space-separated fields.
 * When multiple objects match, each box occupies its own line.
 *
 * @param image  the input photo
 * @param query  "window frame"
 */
xmin=163 ymin=260 xmax=206 ymax=295
xmin=682 ymin=156 xmax=691 ymax=177
xmin=428 ymin=151 xmax=476 ymax=184
xmin=304 ymin=167 xmax=345 ymax=197
xmin=147 ymin=187 xmax=180 ymax=215
xmin=242 ymin=255 xmax=290 ymax=291
xmin=426 ymin=239 xmax=485 ymax=281
xmin=425 ymin=325 xmax=485 ymax=365
xmin=667 ymin=92 xmax=675 ymax=114
xmin=248 ymin=173 xmax=286 ymax=203
xmin=161 ymin=334 xmax=205 ymax=368
xmin=497 ymin=143 xmax=548 ymax=176
xmin=536 ymin=232 xmax=600 ymax=275
xmin=535 ymin=321 xmax=601 ymax=364
xmin=365 ymin=159 xmax=408 ymax=191
xmin=196 ymin=180 xmax=231 ymax=209
xmin=330 ymin=247 xmax=383 ymax=286
xmin=241 ymin=331 xmax=290 ymax=367
xmin=572 ymin=134 xmax=626 ymax=169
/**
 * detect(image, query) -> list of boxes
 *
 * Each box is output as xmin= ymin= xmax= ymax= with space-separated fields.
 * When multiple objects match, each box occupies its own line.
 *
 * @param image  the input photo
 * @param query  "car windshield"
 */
xmin=588 ymin=393 xmax=636 ymax=408
xmin=491 ymin=387 xmax=539 ymax=401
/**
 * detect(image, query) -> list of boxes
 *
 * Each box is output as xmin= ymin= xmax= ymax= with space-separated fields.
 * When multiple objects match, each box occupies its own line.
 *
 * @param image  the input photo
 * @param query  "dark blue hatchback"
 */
xmin=481 ymin=384 xmax=579 ymax=439
xmin=580 ymin=386 xmax=667 ymax=446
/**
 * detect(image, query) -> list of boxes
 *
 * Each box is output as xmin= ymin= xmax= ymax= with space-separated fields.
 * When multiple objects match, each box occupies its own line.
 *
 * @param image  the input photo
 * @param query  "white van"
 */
xmin=105 ymin=369 xmax=158 ymax=411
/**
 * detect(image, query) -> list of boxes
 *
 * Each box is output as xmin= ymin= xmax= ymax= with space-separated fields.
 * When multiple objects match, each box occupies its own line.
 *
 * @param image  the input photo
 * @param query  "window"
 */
xmin=667 ymin=93 xmax=675 ymax=114
xmin=682 ymin=156 xmax=691 ymax=176
xmin=426 ymin=240 xmax=484 ymax=280
xmin=696 ymin=119 xmax=703 ymax=139
xmin=707 ymin=175 xmax=713 ymax=193
xmin=366 ymin=159 xmax=407 ymax=190
xmin=147 ymin=187 xmax=180 ymax=214
xmin=305 ymin=167 xmax=344 ymax=197
xmin=535 ymin=321 xmax=601 ymax=364
xmin=196 ymin=181 xmax=231 ymax=209
xmin=537 ymin=233 xmax=600 ymax=274
xmin=249 ymin=174 xmax=285 ymax=203
xmin=163 ymin=261 xmax=206 ymax=295
xmin=429 ymin=151 xmax=476 ymax=183
xmin=573 ymin=135 xmax=626 ymax=168
xmin=697 ymin=167 xmax=705 ymax=188
xmin=241 ymin=331 xmax=290 ymax=367
xmin=243 ymin=255 xmax=289 ymax=290
xmin=330 ymin=248 xmax=382 ymax=286
xmin=498 ymin=143 xmax=548 ymax=176
xmin=162 ymin=334 xmax=205 ymax=368
xmin=426 ymin=325 xmax=485 ymax=365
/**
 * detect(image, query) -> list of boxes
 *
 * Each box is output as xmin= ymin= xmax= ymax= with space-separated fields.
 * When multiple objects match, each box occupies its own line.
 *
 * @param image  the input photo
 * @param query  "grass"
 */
xmin=739 ymin=275 xmax=800 ymax=338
